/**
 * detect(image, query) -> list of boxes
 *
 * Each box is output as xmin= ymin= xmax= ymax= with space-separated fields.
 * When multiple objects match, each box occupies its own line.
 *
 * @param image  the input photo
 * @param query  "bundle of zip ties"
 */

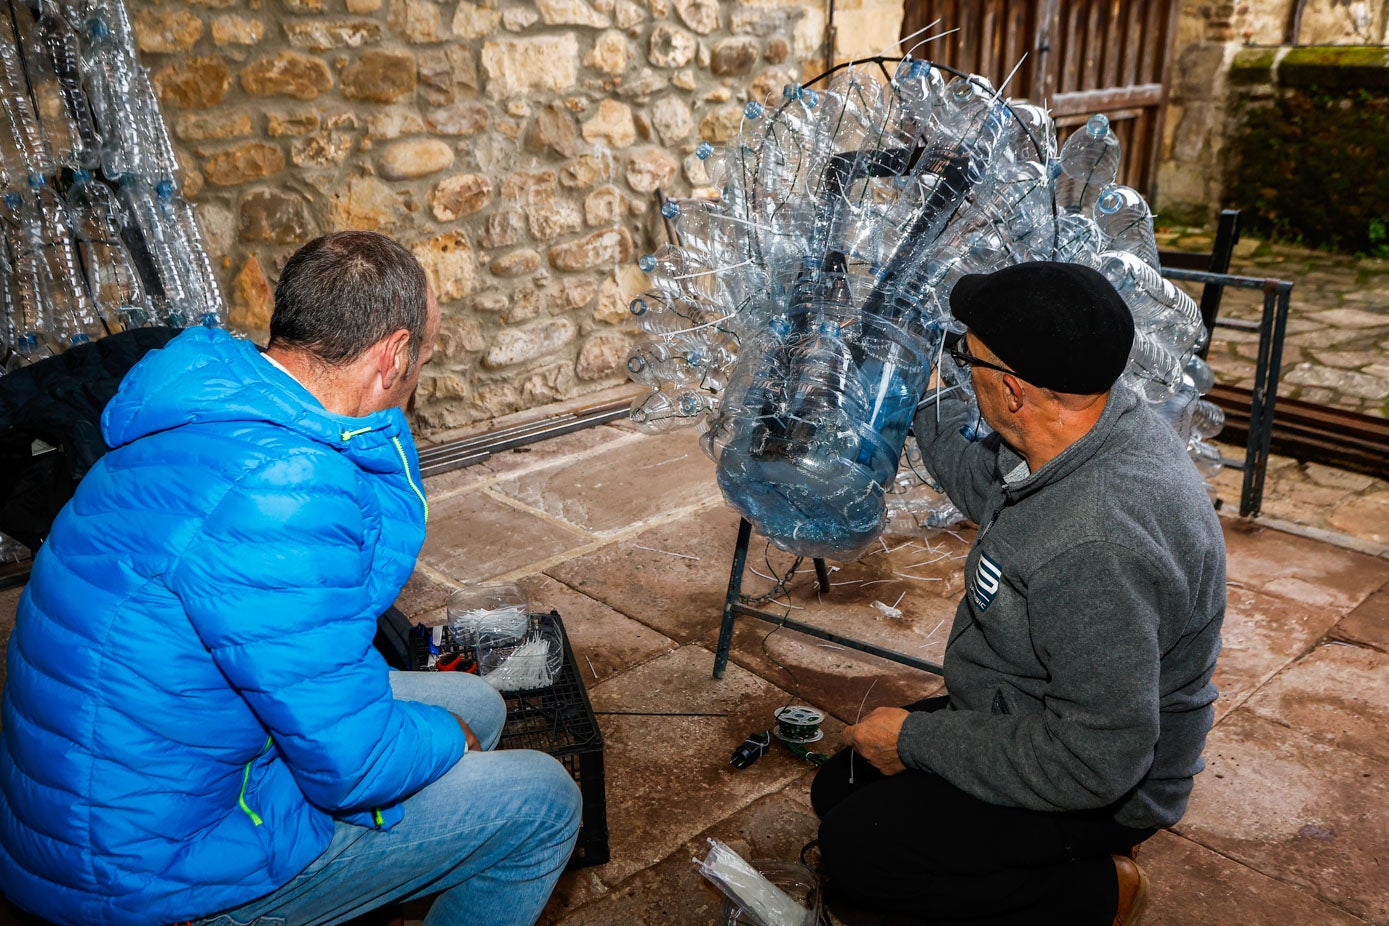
xmin=696 ymin=839 xmax=814 ymax=926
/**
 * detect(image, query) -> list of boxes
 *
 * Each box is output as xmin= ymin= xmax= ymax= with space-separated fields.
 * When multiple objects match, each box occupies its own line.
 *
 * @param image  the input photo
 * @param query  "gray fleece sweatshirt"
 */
xmin=903 ymin=386 xmax=1225 ymax=829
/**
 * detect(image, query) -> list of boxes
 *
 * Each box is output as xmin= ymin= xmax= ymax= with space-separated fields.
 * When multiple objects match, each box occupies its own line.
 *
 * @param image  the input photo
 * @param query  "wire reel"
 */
xmin=773 ymin=706 xmax=825 ymax=744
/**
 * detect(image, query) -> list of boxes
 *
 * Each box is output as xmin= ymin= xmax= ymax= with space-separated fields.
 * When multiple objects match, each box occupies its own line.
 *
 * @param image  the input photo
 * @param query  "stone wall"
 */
xmin=1156 ymin=0 xmax=1389 ymax=225
xmin=135 ymin=0 xmax=831 ymax=434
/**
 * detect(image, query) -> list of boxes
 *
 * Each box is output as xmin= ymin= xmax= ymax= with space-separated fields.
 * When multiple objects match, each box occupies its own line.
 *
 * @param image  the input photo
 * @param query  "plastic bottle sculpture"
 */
xmin=1 ymin=0 xmax=227 ymax=369
xmin=625 ymin=56 xmax=1223 ymax=558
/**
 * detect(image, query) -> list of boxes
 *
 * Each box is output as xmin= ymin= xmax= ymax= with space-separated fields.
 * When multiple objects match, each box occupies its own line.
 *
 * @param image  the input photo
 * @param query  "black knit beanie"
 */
xmin=949 ymin=261 xmax=1135 ymax=394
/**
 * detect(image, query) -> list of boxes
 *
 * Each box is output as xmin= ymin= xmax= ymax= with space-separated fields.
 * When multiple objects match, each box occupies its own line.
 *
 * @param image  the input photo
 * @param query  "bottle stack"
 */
xmin=626 ymin=57 xmax=1224 ymax=558
xmin=0 ymin=0 xmax=225 ymax=373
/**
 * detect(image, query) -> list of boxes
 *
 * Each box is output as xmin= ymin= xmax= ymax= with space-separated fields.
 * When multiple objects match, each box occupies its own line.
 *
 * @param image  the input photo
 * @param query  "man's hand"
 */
xmin=452 ymin=713 xmax=480 ymax=753
xmin=843 ymin=707 xmax=909 ymax=775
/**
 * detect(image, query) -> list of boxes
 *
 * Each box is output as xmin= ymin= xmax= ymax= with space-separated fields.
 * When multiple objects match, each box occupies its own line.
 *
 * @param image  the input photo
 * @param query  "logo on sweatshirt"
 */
xmin=972 ymin=552 xmax=1003 ymax=612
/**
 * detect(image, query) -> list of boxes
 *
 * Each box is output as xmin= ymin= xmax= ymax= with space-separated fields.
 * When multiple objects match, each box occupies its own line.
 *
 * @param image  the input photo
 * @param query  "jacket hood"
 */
xmin=102 ymin=327 xmax=413 ymax=474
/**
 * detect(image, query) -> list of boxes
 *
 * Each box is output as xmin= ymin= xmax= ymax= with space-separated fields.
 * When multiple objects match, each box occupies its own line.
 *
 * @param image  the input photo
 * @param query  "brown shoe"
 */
xmin=1112 ymin=854 xmax=1150 ymax=926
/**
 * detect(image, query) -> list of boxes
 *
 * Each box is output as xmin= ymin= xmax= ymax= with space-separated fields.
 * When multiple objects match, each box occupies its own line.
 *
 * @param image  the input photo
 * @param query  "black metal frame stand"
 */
xmin=711 ymin=516 xmax=946 ymax=679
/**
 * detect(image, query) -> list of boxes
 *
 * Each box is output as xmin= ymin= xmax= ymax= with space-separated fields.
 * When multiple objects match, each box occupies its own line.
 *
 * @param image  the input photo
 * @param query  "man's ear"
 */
xmin=1002 ymin=373 xmax=1026 ymax=413
xmin=377 ymin=329 xmax=412 ymax=388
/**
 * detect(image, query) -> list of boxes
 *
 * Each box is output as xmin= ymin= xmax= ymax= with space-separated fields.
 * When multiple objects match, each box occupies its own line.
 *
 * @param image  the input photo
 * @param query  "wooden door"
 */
xmin=898 ymin=0 xmax=1181 ymax=201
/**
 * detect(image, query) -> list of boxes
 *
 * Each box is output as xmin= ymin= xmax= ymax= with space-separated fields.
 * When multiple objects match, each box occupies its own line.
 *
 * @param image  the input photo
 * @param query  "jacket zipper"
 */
xmin=390 ymin=435 xmax=429 ymax=523
xmin=238 ymin=735 xmax=273 ymax=826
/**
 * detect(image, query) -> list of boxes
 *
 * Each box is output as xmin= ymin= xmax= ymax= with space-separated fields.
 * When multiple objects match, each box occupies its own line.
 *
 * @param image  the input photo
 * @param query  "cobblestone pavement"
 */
xmin=1162 ymin=228 xmax=1389 ymax=419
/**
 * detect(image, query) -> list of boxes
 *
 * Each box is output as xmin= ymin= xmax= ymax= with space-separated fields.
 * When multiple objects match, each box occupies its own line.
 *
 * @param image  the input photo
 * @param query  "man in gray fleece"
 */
xmin=810 ymin=261 xmax=1226 ymax=926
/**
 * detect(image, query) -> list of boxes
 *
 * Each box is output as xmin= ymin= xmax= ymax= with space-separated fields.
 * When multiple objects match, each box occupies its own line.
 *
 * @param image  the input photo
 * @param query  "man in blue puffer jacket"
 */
xmin=0 ymin=231 xmax=581 ymax=926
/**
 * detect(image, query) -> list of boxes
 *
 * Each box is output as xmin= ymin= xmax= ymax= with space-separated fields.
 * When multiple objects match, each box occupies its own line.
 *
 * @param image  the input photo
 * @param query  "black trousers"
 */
xmin=810 ymin=697 xmax=1154 ymax=926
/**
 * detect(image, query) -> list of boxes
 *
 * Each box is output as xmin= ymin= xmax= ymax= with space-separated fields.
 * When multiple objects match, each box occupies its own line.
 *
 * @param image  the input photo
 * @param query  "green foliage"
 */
xmin=1225 ymin=79 xmax=1389 ymax=254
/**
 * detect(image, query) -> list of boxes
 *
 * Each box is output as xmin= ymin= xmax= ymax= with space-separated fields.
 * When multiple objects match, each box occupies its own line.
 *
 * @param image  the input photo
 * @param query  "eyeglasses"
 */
xmin=944 ymin=332 xmax=1021 ymax=378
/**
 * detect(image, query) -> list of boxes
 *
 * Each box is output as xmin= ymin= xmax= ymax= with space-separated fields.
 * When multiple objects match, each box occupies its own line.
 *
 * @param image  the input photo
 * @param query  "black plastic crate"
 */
xmin=410 ymin=611 xmax=609 ymax=869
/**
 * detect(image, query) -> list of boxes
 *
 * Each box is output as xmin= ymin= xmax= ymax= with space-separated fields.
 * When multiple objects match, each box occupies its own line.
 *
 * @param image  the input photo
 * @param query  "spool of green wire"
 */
xmin=773 ymin=706 xmax=825 ymax=744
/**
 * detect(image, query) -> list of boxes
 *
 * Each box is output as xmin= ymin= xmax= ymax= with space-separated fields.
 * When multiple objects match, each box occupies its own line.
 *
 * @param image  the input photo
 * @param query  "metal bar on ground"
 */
xmin=731 ymin=602 xmax=945 ymax=676
xmin=418 ymin=397 xmax=634 ymax=478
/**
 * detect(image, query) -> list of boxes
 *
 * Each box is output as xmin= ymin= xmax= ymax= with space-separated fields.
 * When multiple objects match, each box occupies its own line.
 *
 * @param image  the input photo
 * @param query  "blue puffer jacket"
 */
xmin=0 ymin=328 xmax=467 ymax=925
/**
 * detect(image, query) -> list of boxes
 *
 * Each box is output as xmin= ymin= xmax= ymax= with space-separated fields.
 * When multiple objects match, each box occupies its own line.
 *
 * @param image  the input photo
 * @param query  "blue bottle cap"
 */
xmin=695 ymin=141 xmax=714 ymax=160
xmin=743 ymin=101 xmax=763 ymax=120
xmin=638 ymin=254 xmax=656 ymax=272
xmin=628 ymin=296 xmax=648 ymax=316
xmin=660 ymin=201 xmax=680 ymax=219
xmin=783 ymin=83 xmax=801 ymax=100
xmin=626 ymin=356 xmax=647 ymax=375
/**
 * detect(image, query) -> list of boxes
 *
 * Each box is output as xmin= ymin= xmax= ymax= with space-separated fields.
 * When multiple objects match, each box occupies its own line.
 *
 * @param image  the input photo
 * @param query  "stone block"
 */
xmin=650 ymin=95 xmax=693 ymax=145
xmin=390 ymin=0 xmax=448 ymax=43
xmin=576 ymin=330 xmax=631 ymax=380
xmin=426 ymin=101 xmax=490 ymax=136
xmin=501 ymin=6 xmax=539 ymax=31
xmin=341 ymin=51 xmax=417 ymax=103
xmin=537 ymin=0 xmax=610 ymax=28
xmin=766 ymin=35 xmax=790 ymax=62
xmin=614 ymin=0 xmax=646 ymax=28
xmin=417 ymin=46 xmax=478 ymax=105
xmin=379 ymin=137 xmax=453 ymax=182
xmin=525 ymin=102 xmax=584 ymax=158
xmin=559 ymin=153 xmax=616 ymax=188
xmin=240 ymin=51 xmax=333 ymax=100
xmin=238 ymin=189 xmax=315 ymax=243
xmin=481 ymin=210 xmax=525 ymax=248
xmin=204 ymin=142 xmax=285 ymax=186
xmin=648 ymin=23 xmax=696 ymax=68
xmin=593 ymin=264 xmax=646 ymax=323
xmin=211 ymin=14 xmax=265 ymax=45
xmin=491 ymin=249 xmax=543 ymax=277
xmin=502 ymin=169 xmax=558 ymax=205
xmin=585 ymin=30 xmax=630 ymax=75
xmin=290 ymin=114 xmax=358 ymax=168
xmin=484 ymin=318 xmax=578 ymax=368
xmin=698 ymin=103 xmax=742 ymax=143
xmin=437 ymin=316 xmax=486 ymax=359
xmin=154 ymin=56 xmax=233 ymax=109
xmin=267 ymin=110 xmax=321 ymax=137
xmin=431 ymin=174 xmax=493 ymax=221
xmin=673 ymin=0 xmax=718 ymax=33
xmin=584 ymin=185 xmax=624 ymax=226
xmin=625 ymin=145 xmax=678 ymax=193
xmin=710 ymin=36 xmax=759 ymax=76
xmin=411 ymin=231 xmax=479 ymax=303
xmin=346 ymin=0 xmax=382 ymax=9
xmin=528 ymin=201 xmax=584 ymax=241
xmin=452 ymin=1 xmax=501 ymax=39
xmin=367 ymin=108 xmax=426 ymax=139
xmin=481 ymin=35 xmax=580 ymax=100
xmin=581 ymin=98 xmax=637 ymax=147
xmin=329 ymin=175 xmax=406 ymax=231
xmin=175 ymin=109 xmax=254 ymax=142
xmin=561 ymin=276 xmax=599 ymax=309
xmin=229 ymin=255 xmax=273 ymax=334
xmin=283 ymin=18 xmax=383 ymax=50
xmin=548 ymin=227 xmax=634 ymax=271
xmin=134 ymin=8 xmax=204 ymax=53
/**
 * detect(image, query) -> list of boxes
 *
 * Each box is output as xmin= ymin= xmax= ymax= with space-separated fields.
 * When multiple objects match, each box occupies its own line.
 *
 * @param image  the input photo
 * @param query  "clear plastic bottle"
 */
xmin=1191 ymin=399 xmax=1225 ymax=440
xmin=32 ymin=0 xmax=101 ymax=170
xmin=1094 ymin=184 xmax=1160 ymax=267
xmin=31 ymin=177 xmax=106 ymax=347
xmin=893 ymin=57 xmax=945 ymax=143
xmin=173 ymin=197 xmax=226 ymax=327
xmin=1054 ymin=114 xmax=1121 ymax=216
xmin=82 ymin=0 xmax=146 ymax=182
xmin=13 ymin=0 xmax=88 ymax=173
xmin=629 ymin=389 xmax=715 ymax=434
xmin=118 ymin=178 xmax=195 ymax=327
xmin=0 ymin=11 xmax=54 ymax=182
xmin=1099 ymin=250 xmax=1202 ymax=344
xmin=67 ymin=169 xmax=147 ymax=329
xmin=2 ymin=191 xmax=53 ymax=355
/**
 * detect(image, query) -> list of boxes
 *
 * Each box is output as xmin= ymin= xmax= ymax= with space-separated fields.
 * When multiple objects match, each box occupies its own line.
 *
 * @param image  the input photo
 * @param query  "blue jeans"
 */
xmin=196 ymin=671 xmax=582 ymax=926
